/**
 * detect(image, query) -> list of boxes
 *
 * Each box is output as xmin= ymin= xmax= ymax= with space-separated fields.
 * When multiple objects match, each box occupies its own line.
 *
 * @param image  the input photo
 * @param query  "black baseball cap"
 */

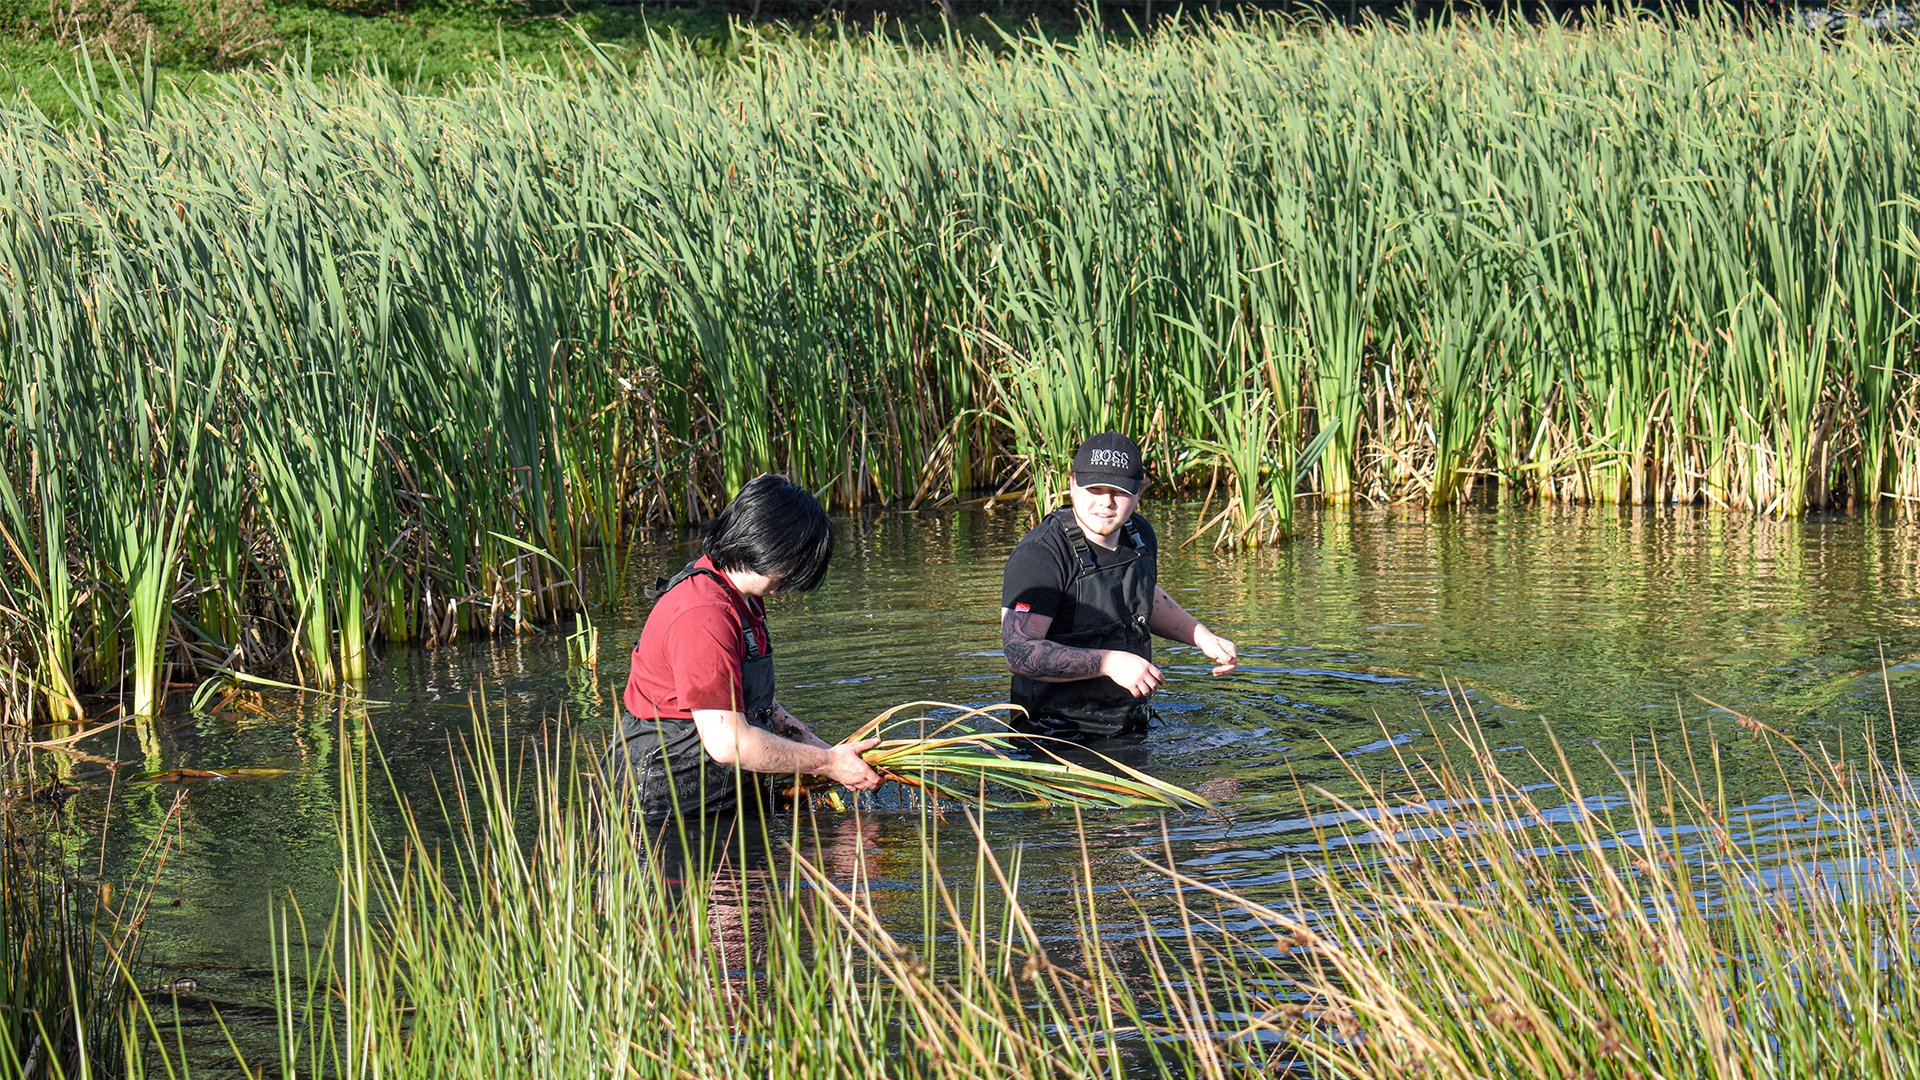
xmin=1071 ymin=432 xmax=1145 ymax=496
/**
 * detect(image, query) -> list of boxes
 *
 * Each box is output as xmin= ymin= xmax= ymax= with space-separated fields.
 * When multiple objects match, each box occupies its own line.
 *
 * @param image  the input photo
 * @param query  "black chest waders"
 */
xmin=610 ymin=565 xmax=780 ymax=823
xmin=1010 ymin=509 xmax=1158 ymax=737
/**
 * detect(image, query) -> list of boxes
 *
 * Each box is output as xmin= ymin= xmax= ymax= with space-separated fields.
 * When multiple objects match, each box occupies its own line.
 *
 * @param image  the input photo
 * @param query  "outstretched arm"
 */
xmin=1148 ymin=587 xmax=1238 ymax=675
xmin=693 ymin=708 xmax=881 ymax=790
xmin=1001 ymin=607 xmax=1161 ymax=697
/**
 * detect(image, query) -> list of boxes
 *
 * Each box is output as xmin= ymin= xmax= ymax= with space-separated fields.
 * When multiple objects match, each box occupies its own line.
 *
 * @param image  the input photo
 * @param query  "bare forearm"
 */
xmin=1148 ymin=588 xmax=1239 ymax=674
xmin=695 ymin=709 xmax=833 ymax=775
xmin=694 ymin=709 xmax=883 ymax=790
xmin=1149 ymin=587 xmax=1204 ymax=644
xmin=731 ymin=724 xmax=837 ymax=774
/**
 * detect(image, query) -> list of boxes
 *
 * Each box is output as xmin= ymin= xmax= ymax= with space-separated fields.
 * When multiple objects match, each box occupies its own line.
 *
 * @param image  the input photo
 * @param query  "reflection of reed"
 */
xmin=1220 ymin=503 xmax=1920 ymax=735
xmin=2 ymin=783 xmax=178 ymax=1076
xmin=662 ymin=814 xmax=883 ymax=1013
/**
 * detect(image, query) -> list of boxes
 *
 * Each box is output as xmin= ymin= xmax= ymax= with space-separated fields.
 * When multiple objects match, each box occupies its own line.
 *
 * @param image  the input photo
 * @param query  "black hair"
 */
xmin=703 ymin=473 xmax=834 ymax=593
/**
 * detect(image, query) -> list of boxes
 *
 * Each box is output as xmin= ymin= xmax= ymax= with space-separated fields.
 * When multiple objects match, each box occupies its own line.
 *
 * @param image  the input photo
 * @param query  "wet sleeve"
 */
xmin=664 ymin=604 xmax=748 ymax=713
xmin=1001 ymin=534 xmax=1069 ymax=619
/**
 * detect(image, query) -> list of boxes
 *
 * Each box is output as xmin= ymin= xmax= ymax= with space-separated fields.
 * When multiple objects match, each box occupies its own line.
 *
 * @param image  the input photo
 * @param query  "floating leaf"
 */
xmin=133 ymin=768 xmax=291 ymax=784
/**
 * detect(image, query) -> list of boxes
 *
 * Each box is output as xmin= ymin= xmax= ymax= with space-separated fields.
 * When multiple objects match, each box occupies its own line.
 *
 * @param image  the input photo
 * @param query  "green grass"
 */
xmin=1255 ymin=705 xmax=1920 ymax=1079
xmin=0 ymin=0 xmax=1125 ymax=122
xmin=0 ymin=0 xmax=735 ymax=119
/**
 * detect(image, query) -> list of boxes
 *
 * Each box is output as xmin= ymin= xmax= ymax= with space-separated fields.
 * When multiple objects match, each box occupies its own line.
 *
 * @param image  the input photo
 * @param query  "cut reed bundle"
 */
xmin=835 ymin=701 xmax=1212 ymax=812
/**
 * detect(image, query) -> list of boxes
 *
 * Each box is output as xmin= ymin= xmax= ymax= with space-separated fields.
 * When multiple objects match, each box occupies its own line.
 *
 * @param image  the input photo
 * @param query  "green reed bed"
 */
xmin=2 ymin=771 xmax=171 ymax=1080
xmin=8 ymin=12 xmax=1920 ymax=722
xmin=167 ymin=717 xmax=1287 ymax=1080
xmin=1222 ymin=709 xmax=1920 ymax=1079
xmin=101 ymin=703 xmax=1920 ymax=1080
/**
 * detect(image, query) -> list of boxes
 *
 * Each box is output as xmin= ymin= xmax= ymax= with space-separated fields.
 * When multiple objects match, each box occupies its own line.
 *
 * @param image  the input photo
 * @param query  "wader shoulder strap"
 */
xmin=1053 ymin=510 xmax=1099 ymax=573
xmin=1054 ymin=510 xmax=1149 ymax=575
xmin=651 ymin=563 xmax=769 ymax=661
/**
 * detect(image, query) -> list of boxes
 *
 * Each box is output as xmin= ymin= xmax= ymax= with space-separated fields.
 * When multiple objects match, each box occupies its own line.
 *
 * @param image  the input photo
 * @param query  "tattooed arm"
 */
xmin=1001 ymin=607 xmax=1161 ymax=697
xmin=1001 ymin=608 xmax=1099 ymax=680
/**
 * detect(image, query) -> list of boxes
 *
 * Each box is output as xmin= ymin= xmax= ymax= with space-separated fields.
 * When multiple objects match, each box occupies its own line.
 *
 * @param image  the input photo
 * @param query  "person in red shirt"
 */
xmin=611 ymin=474 xmax=881 ymax=822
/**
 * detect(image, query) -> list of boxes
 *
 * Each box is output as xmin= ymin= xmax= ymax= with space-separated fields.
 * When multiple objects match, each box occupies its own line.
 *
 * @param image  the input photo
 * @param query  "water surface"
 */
xmin=44 ymin=502 xmax=1920 ymax=1059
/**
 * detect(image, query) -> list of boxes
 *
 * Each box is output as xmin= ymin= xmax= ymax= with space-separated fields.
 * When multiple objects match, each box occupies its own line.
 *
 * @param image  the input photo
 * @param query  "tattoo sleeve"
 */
xmin=1003 ymin=610 xmax=1103 ymax=681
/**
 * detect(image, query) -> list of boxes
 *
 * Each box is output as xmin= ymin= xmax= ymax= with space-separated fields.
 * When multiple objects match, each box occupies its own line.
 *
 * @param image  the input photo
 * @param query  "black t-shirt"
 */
xmin=1002 ymin=513 xmax=1158 ymax=629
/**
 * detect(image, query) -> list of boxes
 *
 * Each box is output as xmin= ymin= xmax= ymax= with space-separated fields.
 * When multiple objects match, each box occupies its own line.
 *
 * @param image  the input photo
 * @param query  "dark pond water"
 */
xmin=34 ymin=502 xmax=1920 ymax=1062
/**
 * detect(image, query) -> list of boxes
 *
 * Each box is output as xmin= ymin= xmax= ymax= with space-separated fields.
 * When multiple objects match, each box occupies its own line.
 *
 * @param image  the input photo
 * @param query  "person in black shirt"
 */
xmin=1000 ymin=432 xmax=1238 ymax=736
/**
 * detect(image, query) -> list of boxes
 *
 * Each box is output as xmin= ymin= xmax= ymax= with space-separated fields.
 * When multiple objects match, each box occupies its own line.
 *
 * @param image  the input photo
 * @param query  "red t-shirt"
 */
xmin=622 ymin=555 xmax=770 ymax=721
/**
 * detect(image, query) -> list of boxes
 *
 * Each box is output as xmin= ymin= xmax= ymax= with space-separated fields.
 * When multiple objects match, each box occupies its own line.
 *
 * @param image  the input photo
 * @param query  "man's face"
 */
xmin=1068 ymin=480 xmax=1139 ymax=541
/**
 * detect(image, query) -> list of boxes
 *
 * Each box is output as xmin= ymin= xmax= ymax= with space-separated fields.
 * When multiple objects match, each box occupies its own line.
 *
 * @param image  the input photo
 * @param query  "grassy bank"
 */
xmin=6 ymin=12 xmax=1920 ymax=723
xmin=0 ymin=0 xmax=741 ymax=121
xmin=0 ymin=0 xmax=1124 ymax=122
xmin=101 ymin=706 xmax=1920 ymax=1079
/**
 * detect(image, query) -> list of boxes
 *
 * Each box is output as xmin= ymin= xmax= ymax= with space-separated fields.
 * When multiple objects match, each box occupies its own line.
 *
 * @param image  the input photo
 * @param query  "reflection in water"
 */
xmin=47 ymin=502 xmax=1920 ymax=1048
xmin=638 ymin=810 xmax=884 ymax=1011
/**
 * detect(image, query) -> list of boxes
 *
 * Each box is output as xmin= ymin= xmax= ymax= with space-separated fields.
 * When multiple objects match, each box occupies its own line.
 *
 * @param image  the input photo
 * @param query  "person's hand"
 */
xmin=1101 ymin=650 xmax=1163 ymax=697
xmin=825 ymin=738 xmax=883 ymax=791
xmin=1194 ymin=627 xmax=1238 ymax=675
